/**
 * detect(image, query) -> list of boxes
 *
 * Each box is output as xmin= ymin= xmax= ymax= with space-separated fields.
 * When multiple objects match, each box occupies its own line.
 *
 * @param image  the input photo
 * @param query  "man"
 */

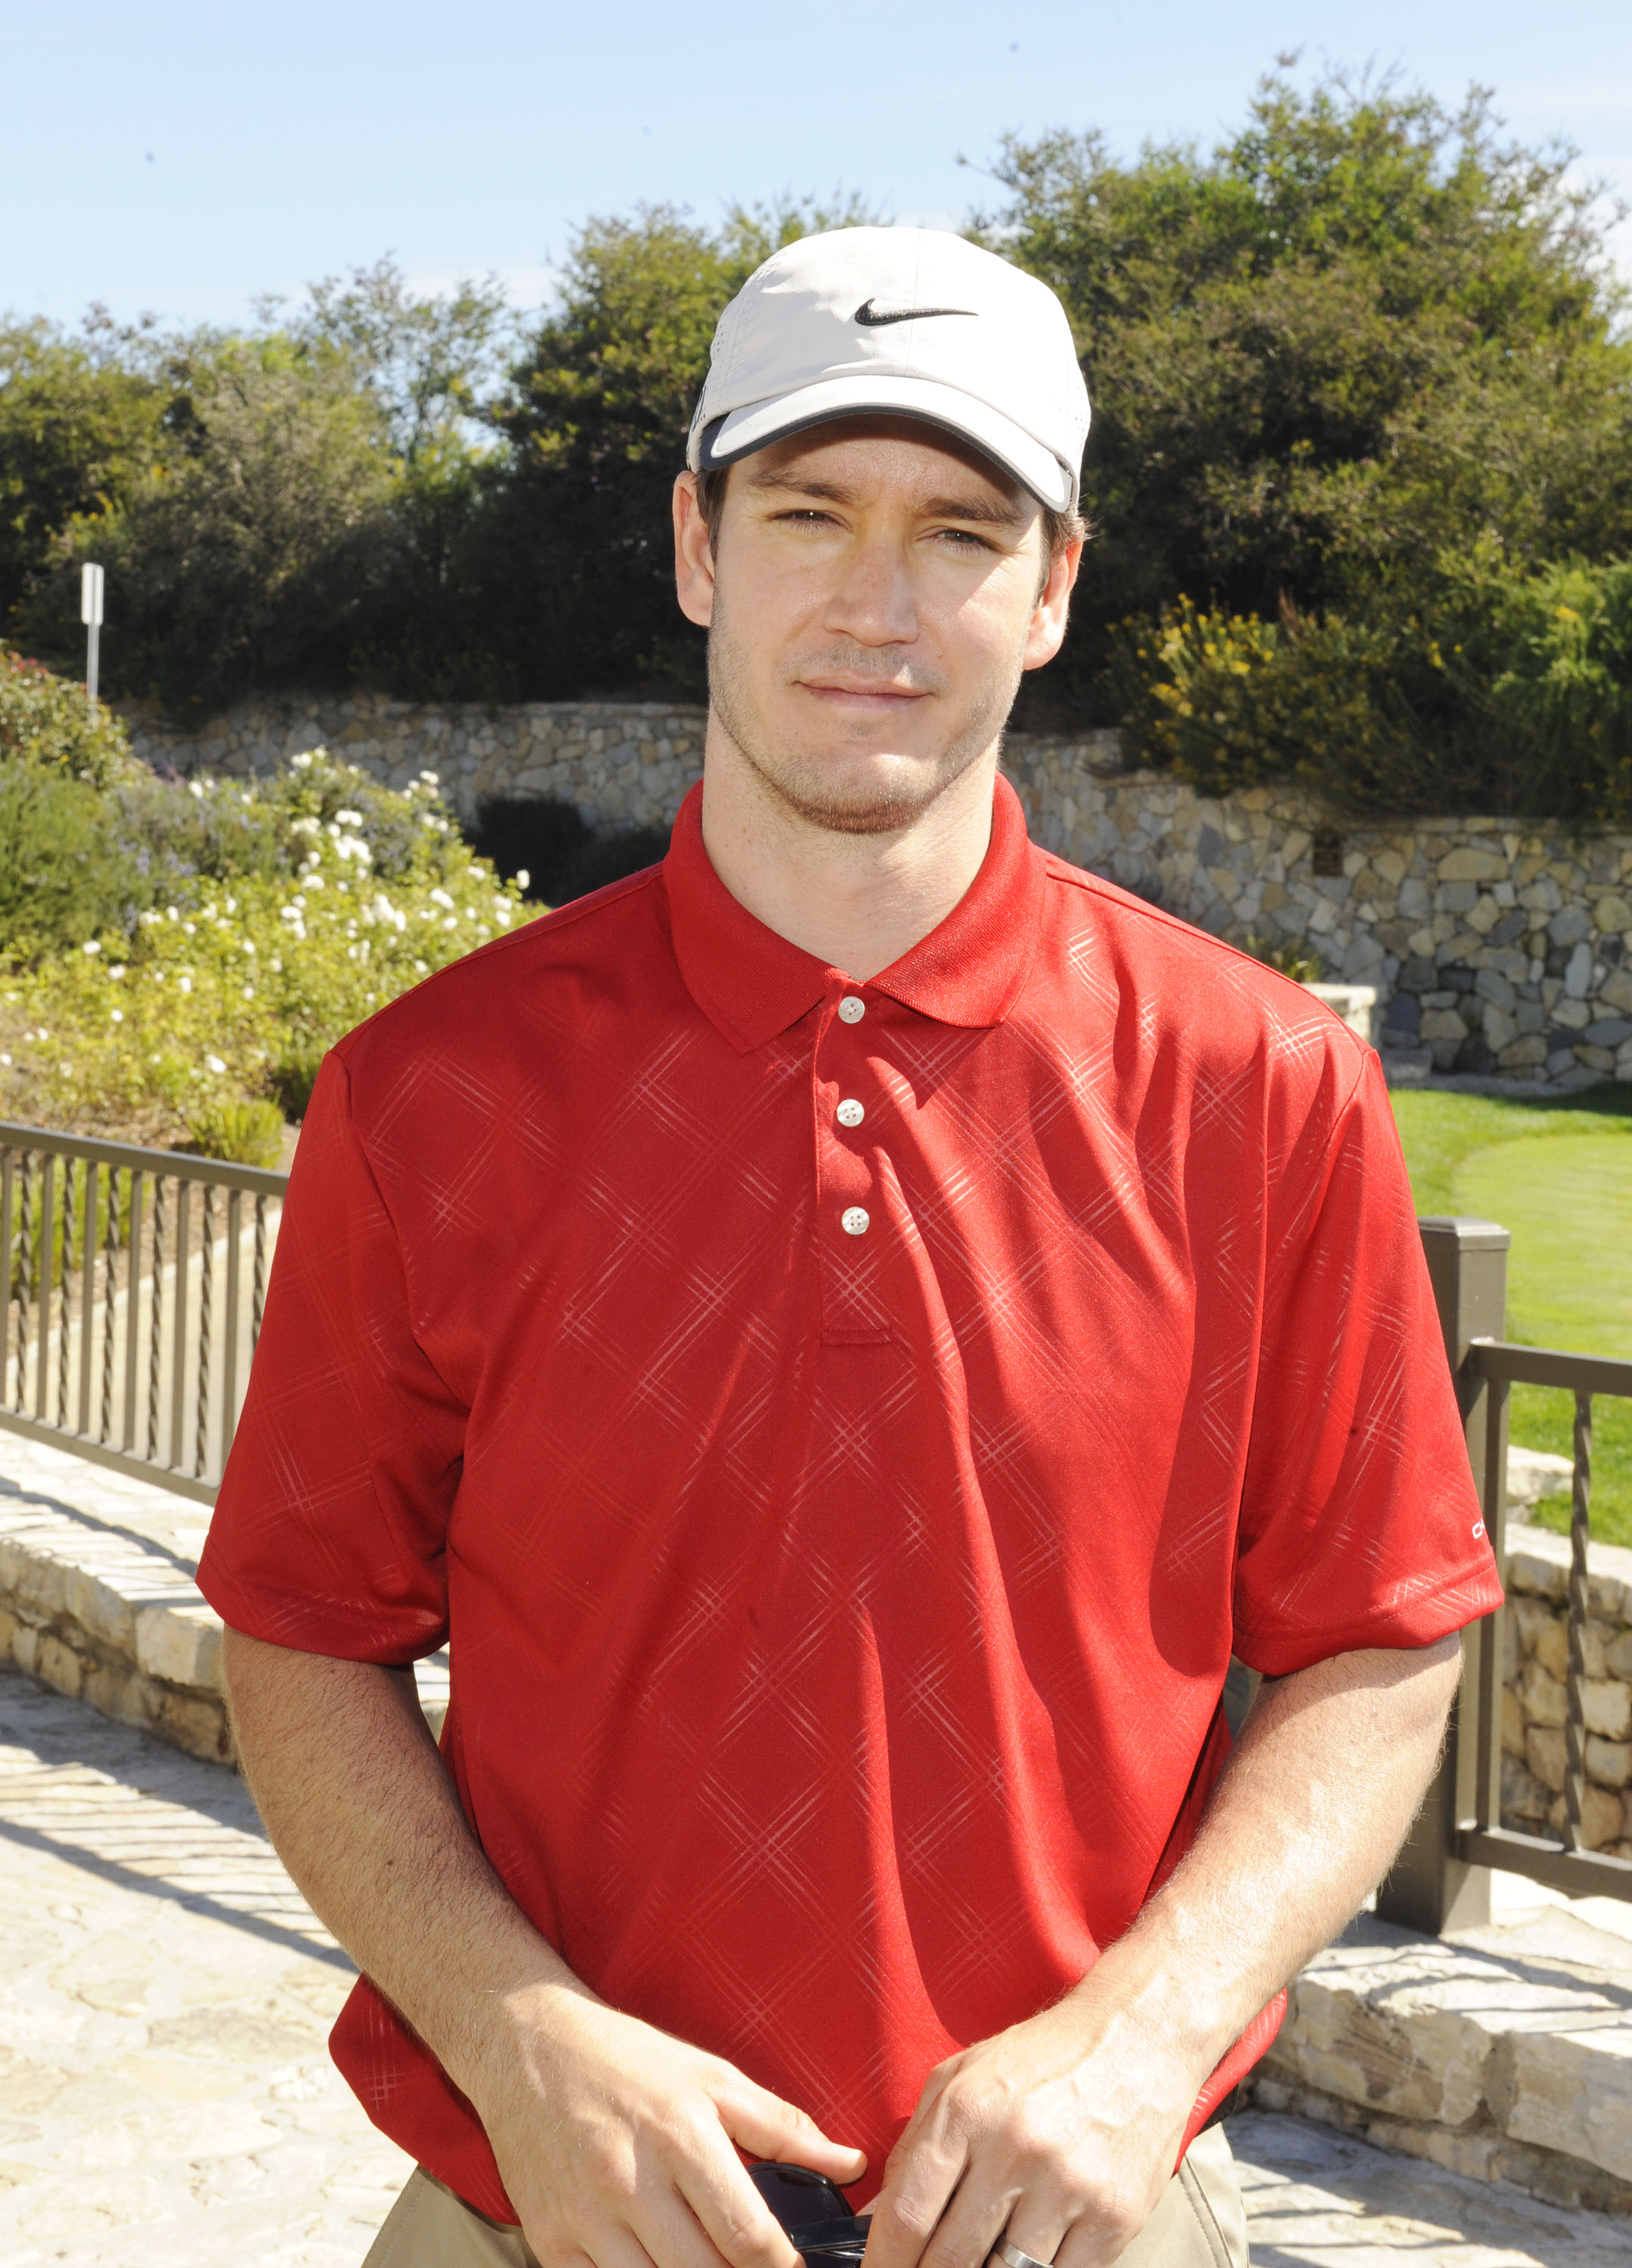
xmin=201 ymin=228 xmax=1500 ymax=2268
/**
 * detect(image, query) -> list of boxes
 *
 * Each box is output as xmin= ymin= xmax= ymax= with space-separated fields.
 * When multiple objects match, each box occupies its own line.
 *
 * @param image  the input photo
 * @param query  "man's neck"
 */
xmin=697 ymin=717 xmax=1000 ymax=982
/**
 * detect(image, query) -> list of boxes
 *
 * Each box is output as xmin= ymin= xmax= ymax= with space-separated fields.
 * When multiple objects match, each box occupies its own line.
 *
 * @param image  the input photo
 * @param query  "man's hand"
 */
xmin=221 ymin=1629 xmax=864 ymax=2268
xmin=470 ymin=1984 xmax=865 ymax=2268
xmin=859 ymin=1987 xmax=1197 ymax=2268
xmin=862 ymin=1634 xmax=1463 ymax=2268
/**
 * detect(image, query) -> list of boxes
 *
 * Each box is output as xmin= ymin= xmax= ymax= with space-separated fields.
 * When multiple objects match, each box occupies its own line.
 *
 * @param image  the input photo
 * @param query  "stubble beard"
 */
xmin=706 ymin=590 xmax=1023 ymax=838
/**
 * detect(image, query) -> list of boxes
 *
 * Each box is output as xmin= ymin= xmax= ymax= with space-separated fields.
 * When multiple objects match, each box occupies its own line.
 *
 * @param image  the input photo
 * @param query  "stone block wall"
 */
xmin=0 ymin=1523 xmax=233 ymax=1768
xmin=122 ymin=694 xmax=1632 ymax=1089
xmin=1500 ymin=1526 xmax=1632 ymax=1851
xmin=0 ymin=1431 xmax=452 ymax=1768
xmin=1251 ymin=1915 xmax=1632 ymax=2214
xmin=1009 ymin=756 xmax=1632 ymax=1089
xmin=124 ymin=692 xmax=706 ymax=836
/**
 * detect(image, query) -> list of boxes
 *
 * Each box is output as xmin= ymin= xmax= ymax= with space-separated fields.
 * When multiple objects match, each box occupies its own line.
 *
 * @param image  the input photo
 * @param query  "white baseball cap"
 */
xmin=686 ymin=227 xmax=1091 ymax=513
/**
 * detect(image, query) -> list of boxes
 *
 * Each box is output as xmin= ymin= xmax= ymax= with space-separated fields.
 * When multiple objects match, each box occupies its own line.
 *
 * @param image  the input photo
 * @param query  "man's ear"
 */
xmin=674 ymin=472 xmax=717 ymax=629
xmin=1021 ymin=538 xmax=1084 ymax=674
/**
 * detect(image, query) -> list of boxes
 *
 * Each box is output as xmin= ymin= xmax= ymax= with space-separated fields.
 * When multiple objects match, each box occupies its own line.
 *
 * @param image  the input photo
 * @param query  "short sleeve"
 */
xmin=197 ymin=1049 xmax=466 ymax=1660
xmin=1233 ymin=1049 xmax=1502 ymax=1675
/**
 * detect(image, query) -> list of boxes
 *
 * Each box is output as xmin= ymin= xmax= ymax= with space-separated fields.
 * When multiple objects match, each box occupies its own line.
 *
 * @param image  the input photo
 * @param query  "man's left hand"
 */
xmin=859 ymin=1637 xmax=1466 ymax=2268
xmin=859 ymin=1983 xmax=1200 ymax=2268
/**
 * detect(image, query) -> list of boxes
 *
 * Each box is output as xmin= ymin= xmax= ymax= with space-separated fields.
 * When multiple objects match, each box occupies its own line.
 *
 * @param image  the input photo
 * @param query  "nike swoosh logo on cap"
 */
xmin=853 ymin=299 xmax=977 ymax=327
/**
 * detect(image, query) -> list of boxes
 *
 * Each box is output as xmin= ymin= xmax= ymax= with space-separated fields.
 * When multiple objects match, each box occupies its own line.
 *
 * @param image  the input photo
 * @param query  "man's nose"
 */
xmin=823 ymin=534 xmax=920 ymax=649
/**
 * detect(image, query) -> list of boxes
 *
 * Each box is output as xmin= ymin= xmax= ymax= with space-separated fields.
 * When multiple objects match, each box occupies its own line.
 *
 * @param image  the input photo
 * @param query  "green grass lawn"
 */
xmin=1389 ymin=1083 xmax=1632 ymax=1545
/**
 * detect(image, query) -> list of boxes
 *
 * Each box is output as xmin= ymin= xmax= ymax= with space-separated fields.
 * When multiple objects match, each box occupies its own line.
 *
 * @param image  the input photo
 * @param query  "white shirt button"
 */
xmin=837 ymin=995 xmax=866 ymax=1024
xmin=841 ymin=1207 xmax=870 ymax=1236
xmin=836 ymin=1098 xmax=865 ymax=1128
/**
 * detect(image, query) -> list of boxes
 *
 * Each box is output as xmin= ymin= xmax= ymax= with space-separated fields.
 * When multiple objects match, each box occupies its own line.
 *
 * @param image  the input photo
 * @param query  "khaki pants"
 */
xmin=362 ymin=2127 xmax=1249 ymax=2268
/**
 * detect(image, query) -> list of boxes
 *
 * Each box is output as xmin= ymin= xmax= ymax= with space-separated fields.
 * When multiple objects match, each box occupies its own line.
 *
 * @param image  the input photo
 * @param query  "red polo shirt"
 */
xmin=200 ymin=776 xmax=1499 ymax=2221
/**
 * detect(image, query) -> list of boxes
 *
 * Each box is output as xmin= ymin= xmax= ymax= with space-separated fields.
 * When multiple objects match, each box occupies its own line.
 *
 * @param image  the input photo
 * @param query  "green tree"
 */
xmin=26 ymin=333 xmax=396 ymax=710
xmin=283 ymin=255 xmax=513 ymax=464
xmin=3 ymin=272 xmax=522 ymax=708
xmin=280 ymin=259 xmax=516 ymax=696
xmin=983 ymin=70 xmax=1632 ymax=730
xmin=0 ymin=311 xmax=167 ymax=633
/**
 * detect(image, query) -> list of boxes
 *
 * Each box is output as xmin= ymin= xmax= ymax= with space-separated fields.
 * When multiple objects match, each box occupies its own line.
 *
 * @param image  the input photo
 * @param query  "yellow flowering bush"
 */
xmin=0 ymin=749 xmax=533 ymax=1148
xmin=1110 ymin=597 xmax=1407 ymax=807
xmin=1108 ymin=559 xmax=1632 ymax=823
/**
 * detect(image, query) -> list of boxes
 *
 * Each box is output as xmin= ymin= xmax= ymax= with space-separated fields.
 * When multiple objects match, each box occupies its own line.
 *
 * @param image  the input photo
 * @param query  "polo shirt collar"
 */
xmin=664 ymin=772 xmax=1045 ymax=1054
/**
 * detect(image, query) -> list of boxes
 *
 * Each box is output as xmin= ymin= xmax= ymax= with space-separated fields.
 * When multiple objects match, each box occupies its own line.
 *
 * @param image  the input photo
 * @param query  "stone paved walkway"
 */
xmin=1230 ymin=2112 xmax=1632 ymax=2265
xmin=5 ymin=1666 xmax=1632 ymax=2265
xmin=0 ymin=1665 xmax=410 ymax=2265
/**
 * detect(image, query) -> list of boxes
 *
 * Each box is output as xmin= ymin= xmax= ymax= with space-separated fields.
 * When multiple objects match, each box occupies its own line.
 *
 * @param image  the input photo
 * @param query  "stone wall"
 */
xmin=124 ymin=692 xmax=706 ymax=836
xmin=1251 ymin=1913 xmax=1632 ymax=2213
xmin=122 ymin=693 xmax=1632 ymax=1089
xmin=0 ymin=1428 xmax=449 ymax=1765
xmin=0 ymin=1467 xmax=234 ymax=1768
xmin=1500 ymin=1524 xmax=1632 ymax=1851
xmin=1012 ymin=761 xmax=1632 ymax=1090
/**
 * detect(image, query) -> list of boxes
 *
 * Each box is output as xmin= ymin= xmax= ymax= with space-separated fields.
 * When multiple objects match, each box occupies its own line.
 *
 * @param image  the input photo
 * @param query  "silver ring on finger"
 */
xmin=991 ymin=2242 xmax=1054 ymax=2268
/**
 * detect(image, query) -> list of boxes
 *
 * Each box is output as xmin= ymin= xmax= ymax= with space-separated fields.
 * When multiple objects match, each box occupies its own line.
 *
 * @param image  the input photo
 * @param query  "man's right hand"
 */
xmin=218 ymin=1634 xmax=864 ymax=2266
xmin=471 ymin=1981 xmax=868 ymax=2268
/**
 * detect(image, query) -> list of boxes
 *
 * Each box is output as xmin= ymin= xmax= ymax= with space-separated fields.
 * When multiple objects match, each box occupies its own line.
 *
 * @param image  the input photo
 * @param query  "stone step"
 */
xmin=0 ymin=1427 xmax=447 ymax=1765
xmin=1507 ymin=1444 xmax=1576 ymax=1514
xmin=1254 ymin=1888 xmax=1632 ymax=2215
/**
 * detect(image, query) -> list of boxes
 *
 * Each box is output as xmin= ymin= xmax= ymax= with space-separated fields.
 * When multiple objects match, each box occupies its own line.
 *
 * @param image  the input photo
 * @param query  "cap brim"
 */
xmin=695 ymin=373 xmax=1076 ymax=513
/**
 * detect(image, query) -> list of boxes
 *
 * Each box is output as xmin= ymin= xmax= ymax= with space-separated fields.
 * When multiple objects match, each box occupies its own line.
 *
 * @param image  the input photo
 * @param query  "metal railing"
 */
xmin=3 ymin=1143 xmax=1625 ymax=1904
xmin=1379 ymin=1218 xmax=1632 ymax=1932
xmin=0 ymin=1121 xmax=287 ymax=1507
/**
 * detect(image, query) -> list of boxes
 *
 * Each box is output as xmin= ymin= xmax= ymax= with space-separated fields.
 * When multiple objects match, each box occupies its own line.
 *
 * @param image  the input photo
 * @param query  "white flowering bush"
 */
xmin=0 ymin=749 xmax=533 ymax=1150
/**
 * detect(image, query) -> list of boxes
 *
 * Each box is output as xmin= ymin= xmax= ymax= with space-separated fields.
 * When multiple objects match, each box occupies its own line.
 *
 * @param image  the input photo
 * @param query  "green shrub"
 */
xmin=0 ymin=761 xmax=136 ymax=955
xmin=0 ymin=701 xmax=495 ymax=965
xmin=1107 ymin=596 xmax=1416 ymax=810
xmin=0 ymin=748 xmax=534 ymax=1145
xmin=1240 ymin=932 xmax=1325 ymax=984
xmin=1434 ymin=552 xmax=1632 ymax=822
xmin=181 ymin=1098 xmax=285 ymax=1168
xmin=107 ymin=753 xmax=452 ymax=904
xmin=0 ymin=646 xmax=137 ymax=787
xmin=1109 ymin=563 xmax=1632 ymax=823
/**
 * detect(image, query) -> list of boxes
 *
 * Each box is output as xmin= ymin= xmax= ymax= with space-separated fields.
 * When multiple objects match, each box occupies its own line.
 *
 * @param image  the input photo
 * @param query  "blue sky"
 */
xmin=4 ymin=0 xmax=1628 ymax=331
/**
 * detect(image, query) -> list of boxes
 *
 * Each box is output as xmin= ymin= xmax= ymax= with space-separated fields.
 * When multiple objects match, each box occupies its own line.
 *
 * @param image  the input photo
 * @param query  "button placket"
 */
xmin=813 ymin=987 xmax=892 ymax=1343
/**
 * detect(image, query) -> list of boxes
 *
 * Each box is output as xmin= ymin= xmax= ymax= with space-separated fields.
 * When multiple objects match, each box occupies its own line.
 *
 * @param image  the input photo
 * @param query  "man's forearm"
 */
xmin=858 ymin=1635 xmax=1465 ymax=2268
xmin=221 ymin=1626 xmax=587 ymax=2099
xmin=1067 ymin=1634 xmax=1463 ymax=2078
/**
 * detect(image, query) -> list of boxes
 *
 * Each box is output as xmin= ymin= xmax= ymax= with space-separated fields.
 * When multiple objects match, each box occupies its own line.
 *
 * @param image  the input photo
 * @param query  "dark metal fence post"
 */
xmin=1375 ymin=1216 xmax=1510 ymax=1935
